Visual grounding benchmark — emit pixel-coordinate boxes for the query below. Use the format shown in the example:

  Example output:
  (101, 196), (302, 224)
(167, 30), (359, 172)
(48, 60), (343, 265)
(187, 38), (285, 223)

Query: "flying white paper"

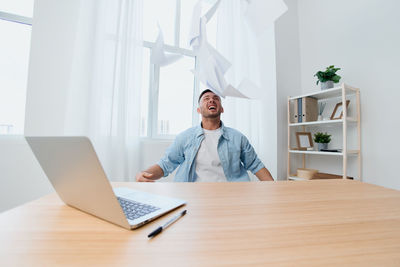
(188, 0), (202, 47)
(204, 0), (221, 23)
(150, 26), (182, 67)
(188, 0), (281, 99)
(193, 17), (233, 98)
(224, 84), (250, 99)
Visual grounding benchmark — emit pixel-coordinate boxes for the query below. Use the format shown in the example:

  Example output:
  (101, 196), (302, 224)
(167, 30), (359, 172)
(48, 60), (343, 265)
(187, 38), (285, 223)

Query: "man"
(136, 89), (273, 182)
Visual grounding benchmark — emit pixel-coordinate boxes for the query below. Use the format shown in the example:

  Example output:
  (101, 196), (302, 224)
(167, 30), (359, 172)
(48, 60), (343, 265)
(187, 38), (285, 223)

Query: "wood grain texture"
(1, 180), (400, 266)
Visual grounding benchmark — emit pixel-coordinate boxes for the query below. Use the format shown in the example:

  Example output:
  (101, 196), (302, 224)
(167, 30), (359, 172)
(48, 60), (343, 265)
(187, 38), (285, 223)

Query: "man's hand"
(136, 171), (156, 182)
(135, 165), (164, 182)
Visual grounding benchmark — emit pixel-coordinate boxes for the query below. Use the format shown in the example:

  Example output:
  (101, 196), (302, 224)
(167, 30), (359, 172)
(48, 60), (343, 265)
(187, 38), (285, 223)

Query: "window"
(141, 0), (217, 138)
(158, 55), (195, 135)
(0, 2), (33, 135)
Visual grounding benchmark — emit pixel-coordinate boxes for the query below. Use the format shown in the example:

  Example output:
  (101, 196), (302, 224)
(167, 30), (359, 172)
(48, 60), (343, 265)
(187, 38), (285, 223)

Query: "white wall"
(297, 0), (400, 190)
(25, 0), (85, 135)
(257, 27), (278, 180)
(0, 136), (53, 212)
(275, 0), (400, 189)
(275, 0), (302, 180)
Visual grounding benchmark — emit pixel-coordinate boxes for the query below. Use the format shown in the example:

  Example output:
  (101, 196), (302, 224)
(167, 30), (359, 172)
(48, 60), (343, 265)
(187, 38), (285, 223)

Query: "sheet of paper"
(194, 57), (253, 99)
(193, 56), (225, 98)
(204, 0), (221, 23)
(223, 84), (250, 99)
(150, 26), (182, 66)
(195, 57), (252, 99)
(188, 0), (202, 47)
(207, 44), (231, 75)
(192, 17), (230, 97)
(188, 0), (255, 100)
(189, 0), (221, 47)
(208, 58), (227, 93)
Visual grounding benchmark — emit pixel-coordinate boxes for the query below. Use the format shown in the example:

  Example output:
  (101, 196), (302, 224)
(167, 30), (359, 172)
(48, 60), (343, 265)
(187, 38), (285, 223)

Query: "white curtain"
(216, 0), (277, 179)
(71, 0), (143, 181)
(27, 0), (144, 181)
(87, 0), (143, 181)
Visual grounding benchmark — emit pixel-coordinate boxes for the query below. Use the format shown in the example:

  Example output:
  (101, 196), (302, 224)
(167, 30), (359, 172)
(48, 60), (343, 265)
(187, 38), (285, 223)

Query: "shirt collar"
(195, 121), (229, 140)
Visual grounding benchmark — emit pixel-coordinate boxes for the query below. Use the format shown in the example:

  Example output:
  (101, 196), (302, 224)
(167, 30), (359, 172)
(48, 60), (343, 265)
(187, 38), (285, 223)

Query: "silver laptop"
(25, 136), (186, 230)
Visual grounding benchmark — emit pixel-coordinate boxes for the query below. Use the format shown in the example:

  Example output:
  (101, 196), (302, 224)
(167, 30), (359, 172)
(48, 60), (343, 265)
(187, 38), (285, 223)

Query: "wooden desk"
(1, 180), (400, 266)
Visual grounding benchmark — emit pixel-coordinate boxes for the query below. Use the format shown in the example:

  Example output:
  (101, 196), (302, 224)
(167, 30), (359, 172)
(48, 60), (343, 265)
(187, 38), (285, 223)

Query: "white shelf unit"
(289, 118), (357, 127)
(288, 150), (360, 156)
(287, 83), (361, 181)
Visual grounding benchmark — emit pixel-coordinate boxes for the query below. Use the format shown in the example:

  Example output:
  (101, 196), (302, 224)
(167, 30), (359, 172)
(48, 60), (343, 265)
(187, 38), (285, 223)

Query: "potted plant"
(314, 65), (341, 90)
(313, 132), (331, 151)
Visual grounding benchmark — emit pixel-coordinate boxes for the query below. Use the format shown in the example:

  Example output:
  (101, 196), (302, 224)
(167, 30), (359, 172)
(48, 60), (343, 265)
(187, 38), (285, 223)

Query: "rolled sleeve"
(240, 136), (265, 174)
(157, 136), (185, 177)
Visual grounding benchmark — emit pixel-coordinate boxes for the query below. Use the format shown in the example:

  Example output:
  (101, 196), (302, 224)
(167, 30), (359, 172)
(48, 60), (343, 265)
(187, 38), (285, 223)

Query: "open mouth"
(208, 105), (216, 111)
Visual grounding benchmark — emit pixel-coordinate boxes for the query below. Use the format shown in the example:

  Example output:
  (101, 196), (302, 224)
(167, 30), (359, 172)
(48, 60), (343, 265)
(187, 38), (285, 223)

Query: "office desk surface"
(1, 180), (400, 266)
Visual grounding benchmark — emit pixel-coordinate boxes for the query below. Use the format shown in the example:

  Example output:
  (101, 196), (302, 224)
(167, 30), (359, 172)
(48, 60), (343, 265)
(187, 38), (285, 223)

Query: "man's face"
(197, 91), (224, 119)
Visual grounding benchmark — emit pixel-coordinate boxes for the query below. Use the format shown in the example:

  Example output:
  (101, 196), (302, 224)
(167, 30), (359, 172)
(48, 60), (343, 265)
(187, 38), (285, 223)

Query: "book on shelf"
(292, 99), (298, 123)
(301, 97), (318, 122)
(298, 98), (302, 122)
(291, 97), (318, 123)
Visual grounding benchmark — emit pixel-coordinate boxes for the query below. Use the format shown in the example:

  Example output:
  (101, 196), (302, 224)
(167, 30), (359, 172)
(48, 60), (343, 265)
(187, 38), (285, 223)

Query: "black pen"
(148, 210), (187, 238)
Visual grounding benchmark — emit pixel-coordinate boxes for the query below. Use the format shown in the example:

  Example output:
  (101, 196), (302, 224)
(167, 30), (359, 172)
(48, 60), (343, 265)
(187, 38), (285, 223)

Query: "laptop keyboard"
(117, 197), (160, 221)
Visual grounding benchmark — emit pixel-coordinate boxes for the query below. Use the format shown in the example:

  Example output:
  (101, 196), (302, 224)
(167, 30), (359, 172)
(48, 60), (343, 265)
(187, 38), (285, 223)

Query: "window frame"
(141, 0), (200, 139)
(0, 10), (33, 135)
(0, 11), (32, 25)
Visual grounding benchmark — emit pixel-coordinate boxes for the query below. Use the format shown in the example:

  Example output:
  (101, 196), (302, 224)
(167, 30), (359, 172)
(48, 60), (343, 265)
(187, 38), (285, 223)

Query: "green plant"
(314, 132), (331, 144)
(314, 65), (341, 85)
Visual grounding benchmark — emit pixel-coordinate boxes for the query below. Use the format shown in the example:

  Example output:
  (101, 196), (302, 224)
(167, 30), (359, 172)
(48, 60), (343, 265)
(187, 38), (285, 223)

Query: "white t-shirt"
(195, 128), (227, 182)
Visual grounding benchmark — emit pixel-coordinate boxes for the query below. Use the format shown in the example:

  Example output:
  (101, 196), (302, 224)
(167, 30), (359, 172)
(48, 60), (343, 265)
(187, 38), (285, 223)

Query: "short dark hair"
(198, 89), (214, 103)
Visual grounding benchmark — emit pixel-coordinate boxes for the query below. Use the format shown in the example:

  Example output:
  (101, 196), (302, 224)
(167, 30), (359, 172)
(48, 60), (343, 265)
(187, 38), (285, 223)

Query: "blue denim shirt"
(157, 122), (265, 182)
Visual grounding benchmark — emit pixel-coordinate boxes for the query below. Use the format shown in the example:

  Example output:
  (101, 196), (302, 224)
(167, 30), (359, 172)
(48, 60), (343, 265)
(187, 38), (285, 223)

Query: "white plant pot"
(317, 143), (328, 151)
(321, 81), (334, 90)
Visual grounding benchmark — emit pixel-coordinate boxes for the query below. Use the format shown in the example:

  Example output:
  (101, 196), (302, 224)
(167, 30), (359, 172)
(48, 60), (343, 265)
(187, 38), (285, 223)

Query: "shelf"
(288, 83), (358, 101)
(289, 118), (357, 127)
(287, 175), (350, 181)
(287, 84), (361, 181)
(289, 150), (360, 156)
